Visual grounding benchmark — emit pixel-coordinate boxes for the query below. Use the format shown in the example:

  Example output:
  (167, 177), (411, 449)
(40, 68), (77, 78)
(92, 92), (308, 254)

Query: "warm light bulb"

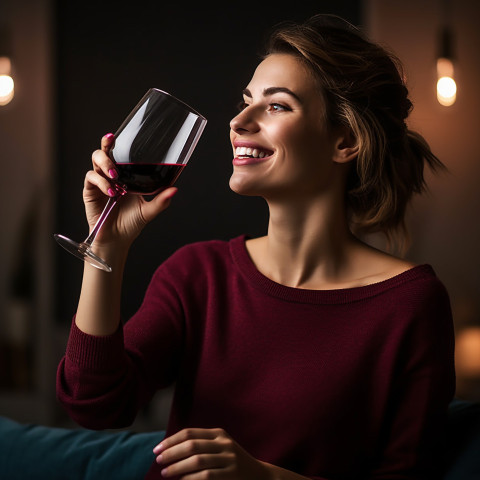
(436, 57), (456, 106)
(0, 74), (14, 105)
(0, 56), (14, 106)
(437, 76), (456, 106)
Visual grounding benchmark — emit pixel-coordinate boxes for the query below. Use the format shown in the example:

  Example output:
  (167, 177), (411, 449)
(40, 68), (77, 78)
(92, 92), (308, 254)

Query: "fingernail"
(155, 454), (163, 464)
(109, 168), (118, 179)
(108, 188), (116, 197)
(105, 133), (114, 139)
(167, 188), (178, 199)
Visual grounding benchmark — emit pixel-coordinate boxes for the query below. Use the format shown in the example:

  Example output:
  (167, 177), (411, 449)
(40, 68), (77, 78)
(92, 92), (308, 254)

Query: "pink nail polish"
(109, 168), (118, 179)
(105, 133), (114, 139)
(167, 188), (178, 199)
(108, 188), (116, 197)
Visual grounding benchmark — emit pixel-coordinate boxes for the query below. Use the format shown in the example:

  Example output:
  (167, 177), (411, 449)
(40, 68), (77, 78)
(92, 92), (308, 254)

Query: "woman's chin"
(229, 176), (260, 197)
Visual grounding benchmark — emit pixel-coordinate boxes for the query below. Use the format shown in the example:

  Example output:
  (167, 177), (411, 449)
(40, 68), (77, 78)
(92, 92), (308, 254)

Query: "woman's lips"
(233, 156), (271, 166)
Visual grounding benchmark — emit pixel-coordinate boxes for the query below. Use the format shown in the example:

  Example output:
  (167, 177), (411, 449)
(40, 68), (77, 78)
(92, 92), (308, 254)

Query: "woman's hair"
(264, 14), (445, 250)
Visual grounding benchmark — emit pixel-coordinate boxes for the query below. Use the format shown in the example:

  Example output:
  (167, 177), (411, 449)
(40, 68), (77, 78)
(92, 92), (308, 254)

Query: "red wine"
(115, 163), (185, 195)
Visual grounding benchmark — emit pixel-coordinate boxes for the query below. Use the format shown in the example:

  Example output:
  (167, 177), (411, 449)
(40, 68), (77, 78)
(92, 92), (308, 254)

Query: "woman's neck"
(248, 195), (359, 289)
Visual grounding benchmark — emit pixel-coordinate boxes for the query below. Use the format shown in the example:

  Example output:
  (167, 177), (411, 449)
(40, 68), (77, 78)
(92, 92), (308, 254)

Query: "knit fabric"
(57, 235), (455, 479)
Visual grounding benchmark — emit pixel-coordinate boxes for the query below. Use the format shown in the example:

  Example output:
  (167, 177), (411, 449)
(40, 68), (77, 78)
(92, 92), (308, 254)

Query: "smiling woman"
(56, 14), (455, 480)
(229, 53), (348, 203)
(263, 15), (445, 249)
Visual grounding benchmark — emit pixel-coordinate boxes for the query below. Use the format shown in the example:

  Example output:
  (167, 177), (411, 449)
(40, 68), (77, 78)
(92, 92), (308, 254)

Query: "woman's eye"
(269, 103), (291, 112)
(237, 101), (249, 112)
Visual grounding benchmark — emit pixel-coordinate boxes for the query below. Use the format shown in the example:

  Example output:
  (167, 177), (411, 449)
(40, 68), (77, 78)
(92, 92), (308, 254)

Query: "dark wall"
(54, 2), (361, 321)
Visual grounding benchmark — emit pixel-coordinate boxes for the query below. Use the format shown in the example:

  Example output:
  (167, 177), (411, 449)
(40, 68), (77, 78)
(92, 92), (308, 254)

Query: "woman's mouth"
(233, 145), (273, 165)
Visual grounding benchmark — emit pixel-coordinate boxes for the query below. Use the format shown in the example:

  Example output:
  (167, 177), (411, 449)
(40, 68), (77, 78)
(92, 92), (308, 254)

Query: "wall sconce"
(436, 0), (456, 107)
(436, 27), (456, 106)
(0, 26), (14, 106)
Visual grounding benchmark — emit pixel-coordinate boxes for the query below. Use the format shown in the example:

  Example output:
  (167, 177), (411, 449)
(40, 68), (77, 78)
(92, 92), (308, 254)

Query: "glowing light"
(0, 74), (14, 105)
(0, 56), (14, 106)
(437, 76), (457, 106)
(436, 57), (456, 106)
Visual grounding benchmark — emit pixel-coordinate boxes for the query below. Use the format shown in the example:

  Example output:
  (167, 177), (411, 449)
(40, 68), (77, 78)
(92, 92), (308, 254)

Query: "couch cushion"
(0, 416), (164, 480)
(444, 399), (480, 479)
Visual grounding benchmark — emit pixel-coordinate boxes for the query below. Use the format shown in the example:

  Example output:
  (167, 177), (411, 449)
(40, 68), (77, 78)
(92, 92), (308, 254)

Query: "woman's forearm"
(75, 245), (129, 336)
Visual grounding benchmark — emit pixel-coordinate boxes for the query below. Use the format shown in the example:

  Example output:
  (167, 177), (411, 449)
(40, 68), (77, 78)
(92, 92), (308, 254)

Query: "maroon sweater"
(57, 235), (455, 479)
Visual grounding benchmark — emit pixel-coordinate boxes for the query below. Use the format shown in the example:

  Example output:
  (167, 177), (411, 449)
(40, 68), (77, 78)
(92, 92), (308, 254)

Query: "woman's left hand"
(153, 428), (272, 479)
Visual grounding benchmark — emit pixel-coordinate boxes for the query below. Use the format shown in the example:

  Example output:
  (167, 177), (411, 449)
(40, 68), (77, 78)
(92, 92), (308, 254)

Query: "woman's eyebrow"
(242, 87), (302, 103)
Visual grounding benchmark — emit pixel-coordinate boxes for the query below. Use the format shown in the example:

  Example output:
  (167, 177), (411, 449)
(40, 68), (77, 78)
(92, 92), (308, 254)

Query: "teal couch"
(0, 417), (165, 479)
(0, 400), (479, 479)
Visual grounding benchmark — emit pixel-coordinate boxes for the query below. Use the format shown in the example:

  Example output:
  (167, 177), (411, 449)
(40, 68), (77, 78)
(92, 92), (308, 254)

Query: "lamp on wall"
(436, 0), (456, 107)
(0, 26), (14, 106)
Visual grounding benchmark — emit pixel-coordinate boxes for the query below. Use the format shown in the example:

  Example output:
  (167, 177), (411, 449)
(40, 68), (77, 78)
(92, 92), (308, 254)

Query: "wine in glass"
(54, 88), (207, 272)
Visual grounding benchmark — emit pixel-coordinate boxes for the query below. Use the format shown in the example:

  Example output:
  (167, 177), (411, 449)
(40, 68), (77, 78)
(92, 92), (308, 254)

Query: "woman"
(57, 15), (455, 480)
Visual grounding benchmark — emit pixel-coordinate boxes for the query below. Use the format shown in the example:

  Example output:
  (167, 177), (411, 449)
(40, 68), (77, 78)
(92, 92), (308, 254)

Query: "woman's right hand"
(83, 133), (177, 250)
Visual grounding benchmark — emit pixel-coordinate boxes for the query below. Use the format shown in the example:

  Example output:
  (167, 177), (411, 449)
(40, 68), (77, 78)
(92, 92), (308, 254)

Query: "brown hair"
(264, 14), (445, 250)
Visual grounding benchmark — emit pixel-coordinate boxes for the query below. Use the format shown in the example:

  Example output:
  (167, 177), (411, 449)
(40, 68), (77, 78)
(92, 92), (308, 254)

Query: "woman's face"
(229, 53), (345, 201)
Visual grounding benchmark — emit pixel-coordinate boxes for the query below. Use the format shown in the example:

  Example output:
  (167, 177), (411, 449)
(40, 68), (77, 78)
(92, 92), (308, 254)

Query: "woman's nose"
(230, 108), (259, 134)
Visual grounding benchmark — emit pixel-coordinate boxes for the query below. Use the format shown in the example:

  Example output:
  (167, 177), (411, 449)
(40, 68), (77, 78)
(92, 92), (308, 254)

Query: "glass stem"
(83, 196), (120, 248)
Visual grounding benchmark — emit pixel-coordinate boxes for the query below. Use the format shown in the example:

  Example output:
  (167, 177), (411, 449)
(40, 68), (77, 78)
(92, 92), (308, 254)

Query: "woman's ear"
(332, 128), (358, 164)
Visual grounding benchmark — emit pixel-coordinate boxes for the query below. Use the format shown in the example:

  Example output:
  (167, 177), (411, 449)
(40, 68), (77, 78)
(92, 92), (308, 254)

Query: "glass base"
(54, 234), (112, 273)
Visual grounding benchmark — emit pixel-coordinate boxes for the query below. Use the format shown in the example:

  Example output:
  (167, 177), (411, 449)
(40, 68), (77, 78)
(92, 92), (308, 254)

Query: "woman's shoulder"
(149, 237), (243, 291)
(158, 235), (245, 273)
(343, 236), (415, 283)
(354, 249), (417, 286)
(355, 245), (449, 305)
(172, 235), (241, 258)
(336, 241), (448, 303)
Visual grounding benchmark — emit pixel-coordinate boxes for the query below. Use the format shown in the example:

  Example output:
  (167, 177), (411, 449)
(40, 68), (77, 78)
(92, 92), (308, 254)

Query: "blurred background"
(0, 0), (479, 429)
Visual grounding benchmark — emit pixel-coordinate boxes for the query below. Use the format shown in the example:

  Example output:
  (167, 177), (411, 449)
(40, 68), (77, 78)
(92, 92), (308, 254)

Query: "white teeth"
(235, 146), (269, 158)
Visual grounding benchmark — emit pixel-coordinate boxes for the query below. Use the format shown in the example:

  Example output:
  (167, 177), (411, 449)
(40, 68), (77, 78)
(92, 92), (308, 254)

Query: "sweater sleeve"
(56, 255), (186, 430)
(370, 278), (456, 479)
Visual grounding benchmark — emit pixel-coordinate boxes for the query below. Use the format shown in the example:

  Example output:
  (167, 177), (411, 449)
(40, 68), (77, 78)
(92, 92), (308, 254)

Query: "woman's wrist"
(89, 240), (130, 270)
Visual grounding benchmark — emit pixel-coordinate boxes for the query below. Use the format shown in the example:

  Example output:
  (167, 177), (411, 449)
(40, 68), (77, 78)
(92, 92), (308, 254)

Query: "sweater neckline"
(229, 234), (435, 305)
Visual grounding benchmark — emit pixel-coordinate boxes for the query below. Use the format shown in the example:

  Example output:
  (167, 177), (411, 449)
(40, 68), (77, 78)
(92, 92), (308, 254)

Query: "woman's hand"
(83, 133), (177, 249)
(153, 428), (272, 479)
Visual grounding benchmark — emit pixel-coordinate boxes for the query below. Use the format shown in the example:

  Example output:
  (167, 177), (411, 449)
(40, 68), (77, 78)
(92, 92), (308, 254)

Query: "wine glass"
(54, 88), (207, 272)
